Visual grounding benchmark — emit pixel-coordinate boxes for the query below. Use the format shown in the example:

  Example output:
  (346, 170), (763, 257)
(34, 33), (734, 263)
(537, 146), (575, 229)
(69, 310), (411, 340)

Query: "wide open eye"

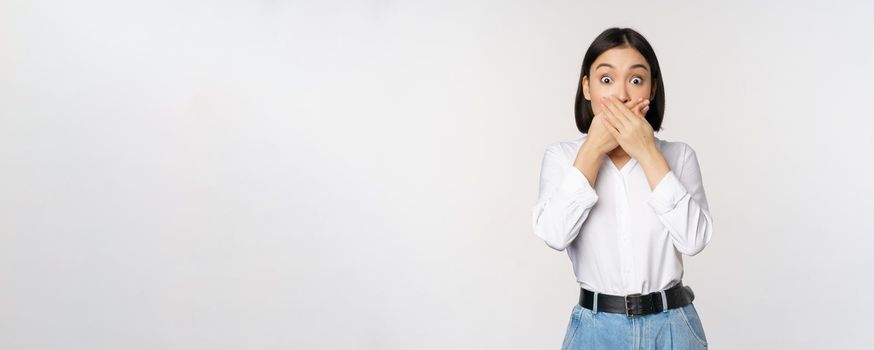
(600, 76), (613, 84)
(631, 76), (644, 85)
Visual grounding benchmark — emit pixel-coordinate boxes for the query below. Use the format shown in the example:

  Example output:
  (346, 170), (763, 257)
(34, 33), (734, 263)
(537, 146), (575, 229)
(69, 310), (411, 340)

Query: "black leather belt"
(578, 281), (695, 317)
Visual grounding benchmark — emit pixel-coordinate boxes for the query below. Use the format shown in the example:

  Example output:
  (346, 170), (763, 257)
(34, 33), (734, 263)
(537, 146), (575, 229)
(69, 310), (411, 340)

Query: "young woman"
(532, 27), (714, 349)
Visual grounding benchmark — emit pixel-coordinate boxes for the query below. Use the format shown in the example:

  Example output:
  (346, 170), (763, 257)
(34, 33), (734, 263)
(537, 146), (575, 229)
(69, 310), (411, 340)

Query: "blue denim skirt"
(560, 302), (708, 349)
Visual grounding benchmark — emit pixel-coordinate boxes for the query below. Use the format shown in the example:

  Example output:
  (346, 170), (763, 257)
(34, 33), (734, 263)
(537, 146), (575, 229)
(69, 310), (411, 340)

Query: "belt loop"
(592, 292), (599, 314)
(659, 290), (668, 312)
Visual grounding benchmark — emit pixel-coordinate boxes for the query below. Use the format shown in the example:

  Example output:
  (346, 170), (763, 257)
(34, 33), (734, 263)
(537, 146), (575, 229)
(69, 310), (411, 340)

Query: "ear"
(649, 82), (657, 101)
(582, 76), (590, 101)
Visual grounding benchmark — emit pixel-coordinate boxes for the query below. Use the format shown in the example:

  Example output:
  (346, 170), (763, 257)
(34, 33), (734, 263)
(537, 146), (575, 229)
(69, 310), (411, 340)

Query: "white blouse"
(531, 133), (714, 295)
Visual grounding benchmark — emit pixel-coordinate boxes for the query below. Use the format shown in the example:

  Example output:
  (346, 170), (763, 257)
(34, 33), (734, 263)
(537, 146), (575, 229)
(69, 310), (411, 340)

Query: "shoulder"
(654, 136), (701, 175)
(544, 134), (586, 156)
(653, 136), (691, 159)
(538, 135), (586, 167)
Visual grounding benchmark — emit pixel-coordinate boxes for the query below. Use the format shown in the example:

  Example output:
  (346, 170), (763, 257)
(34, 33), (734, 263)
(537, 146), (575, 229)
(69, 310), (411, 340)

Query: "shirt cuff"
(557, 166), (599, 204)
(647, 171), (689, 214)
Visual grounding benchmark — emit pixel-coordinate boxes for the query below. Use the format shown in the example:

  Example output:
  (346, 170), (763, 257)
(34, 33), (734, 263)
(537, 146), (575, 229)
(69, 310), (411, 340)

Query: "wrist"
(638, 144), (663, 167)
(575, 140), (605, 168)
(580, 141), (607, 159)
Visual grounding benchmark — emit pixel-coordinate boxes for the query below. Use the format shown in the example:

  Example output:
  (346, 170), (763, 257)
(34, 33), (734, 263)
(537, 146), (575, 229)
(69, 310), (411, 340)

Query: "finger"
(624, 98), (641, 110)
(598, 115), (622, 139)
(602, 96), (631, 128)
(599, 101), (624, 132)
(633, 99), (650, 118)
(610, 96), (639, 122)
(602, 111), (625, 141)
(626, 97), (646, 111)
(628, 98), (648, 118)
(633, 104), (644, 118)
(609, 96), (641, 123)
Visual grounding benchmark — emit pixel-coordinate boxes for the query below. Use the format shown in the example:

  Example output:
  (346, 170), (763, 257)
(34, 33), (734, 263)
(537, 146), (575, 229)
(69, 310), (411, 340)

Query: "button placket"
(615, 171), (635, 286)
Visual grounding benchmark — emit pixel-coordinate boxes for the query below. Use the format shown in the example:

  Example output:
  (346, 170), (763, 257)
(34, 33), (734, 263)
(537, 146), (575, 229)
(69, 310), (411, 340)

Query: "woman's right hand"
(585, 98), (649, 156)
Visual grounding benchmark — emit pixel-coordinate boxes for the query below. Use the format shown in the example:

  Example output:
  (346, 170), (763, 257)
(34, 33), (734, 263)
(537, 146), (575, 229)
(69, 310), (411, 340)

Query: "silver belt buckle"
(624, 293), (642, 317)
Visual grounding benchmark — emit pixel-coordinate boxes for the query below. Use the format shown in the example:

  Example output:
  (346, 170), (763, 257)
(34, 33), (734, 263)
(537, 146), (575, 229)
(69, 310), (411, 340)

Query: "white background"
(2, 0), (873, 349)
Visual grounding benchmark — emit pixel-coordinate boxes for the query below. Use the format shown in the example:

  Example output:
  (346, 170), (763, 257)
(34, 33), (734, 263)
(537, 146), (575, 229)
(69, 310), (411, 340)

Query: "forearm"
(533, 143), (602, 252)
(573, 141), (607, 188)
(638, 144), (672, 190)
(644, 145), (714, 256)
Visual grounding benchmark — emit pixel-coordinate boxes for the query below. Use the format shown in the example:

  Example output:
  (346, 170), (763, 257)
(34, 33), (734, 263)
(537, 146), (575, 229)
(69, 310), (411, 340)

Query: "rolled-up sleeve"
(531, 144), (599, 251)
(646, 144), (714, 256)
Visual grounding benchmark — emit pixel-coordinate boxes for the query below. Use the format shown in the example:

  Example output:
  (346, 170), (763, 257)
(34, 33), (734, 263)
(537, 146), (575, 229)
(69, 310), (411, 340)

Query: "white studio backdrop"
(2, 0), (873, 349)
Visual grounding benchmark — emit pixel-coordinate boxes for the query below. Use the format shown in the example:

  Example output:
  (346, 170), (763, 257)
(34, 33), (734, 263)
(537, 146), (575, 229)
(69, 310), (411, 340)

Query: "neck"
(607, 147), (629, 159)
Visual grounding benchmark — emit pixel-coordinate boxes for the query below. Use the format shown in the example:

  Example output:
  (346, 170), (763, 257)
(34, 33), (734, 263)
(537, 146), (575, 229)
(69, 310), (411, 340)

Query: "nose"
(612, 84), (630, 103)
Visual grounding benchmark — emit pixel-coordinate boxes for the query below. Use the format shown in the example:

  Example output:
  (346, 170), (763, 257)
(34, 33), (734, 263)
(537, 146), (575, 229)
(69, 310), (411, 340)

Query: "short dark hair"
(574, 27), (665, 133)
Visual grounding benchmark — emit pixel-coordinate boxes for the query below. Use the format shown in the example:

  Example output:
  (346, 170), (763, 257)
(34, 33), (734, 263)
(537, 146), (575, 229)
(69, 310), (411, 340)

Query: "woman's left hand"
(599, 95), (658, 161)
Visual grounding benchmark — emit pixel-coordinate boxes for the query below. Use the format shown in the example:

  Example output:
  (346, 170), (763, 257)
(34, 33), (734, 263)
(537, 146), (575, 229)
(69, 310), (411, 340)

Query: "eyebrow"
(595, 63), (649, 71)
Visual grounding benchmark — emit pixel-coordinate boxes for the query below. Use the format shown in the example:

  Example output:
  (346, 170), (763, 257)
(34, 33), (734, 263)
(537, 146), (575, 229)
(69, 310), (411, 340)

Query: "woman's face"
(583, 46), (656, 115)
